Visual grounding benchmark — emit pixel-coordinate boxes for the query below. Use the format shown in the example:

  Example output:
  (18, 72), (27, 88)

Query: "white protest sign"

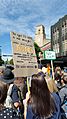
(44, 51), (56, 60)
(10, 32), (38, 77)
(44, 51), (56, 80)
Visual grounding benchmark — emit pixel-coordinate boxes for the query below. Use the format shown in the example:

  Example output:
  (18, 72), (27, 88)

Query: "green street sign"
(43, 51), (56, 60)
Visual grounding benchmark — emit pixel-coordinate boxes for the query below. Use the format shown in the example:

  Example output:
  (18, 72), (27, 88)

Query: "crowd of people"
(0, 64), (67, 119)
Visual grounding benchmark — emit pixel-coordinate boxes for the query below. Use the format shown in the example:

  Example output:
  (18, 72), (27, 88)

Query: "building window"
(38, 29), (40, 34)
(62, 36), (65, 41)
(65, 33), (67, 39)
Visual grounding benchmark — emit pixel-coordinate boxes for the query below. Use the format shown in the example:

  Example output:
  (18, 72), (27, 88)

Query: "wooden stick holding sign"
(51, 60), (54, 80)
(44, 51), (56, 80)
(27, 77), (30, 93)
(27, 77), (32, 93)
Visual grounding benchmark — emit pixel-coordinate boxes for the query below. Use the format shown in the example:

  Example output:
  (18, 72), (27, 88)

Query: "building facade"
(51, 15), (67, 57)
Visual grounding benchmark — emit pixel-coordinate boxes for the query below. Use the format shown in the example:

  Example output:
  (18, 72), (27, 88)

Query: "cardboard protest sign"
(10, 32), (38, 77)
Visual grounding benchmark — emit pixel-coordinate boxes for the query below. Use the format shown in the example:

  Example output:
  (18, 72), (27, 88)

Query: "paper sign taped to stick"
(10, 32), (38, 77)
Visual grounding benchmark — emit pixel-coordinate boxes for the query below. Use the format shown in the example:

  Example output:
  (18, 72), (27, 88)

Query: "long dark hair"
(30, 72), (56, 118)
(0, 80), (7, 110)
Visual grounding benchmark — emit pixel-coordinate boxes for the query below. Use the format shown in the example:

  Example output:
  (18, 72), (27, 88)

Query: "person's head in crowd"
(0, 67), (5, 76)
(54, 67), (61, 84)
(38, 64), (42, 72)
(14, 77), (27, 99)
(55, 66), (61, 75)
(38, 71), (58, 93)
(0, 68), (24, 109)
(32, 72), (45, 80)
(0, 80), (7, 110)
(38, 64), (42, 69)
(29, 71), (55, 118)
(6, 65), (14, 71)
(63, 75), (67, 84)
(42, 67), (47, 75)
(61, 70), (64, 79)
(0, 68), (15, 85)
(5, 65), (14, 74)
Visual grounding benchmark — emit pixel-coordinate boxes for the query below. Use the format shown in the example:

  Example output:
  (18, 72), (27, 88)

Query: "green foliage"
(34, 42), (43, 62)
(9, 58), (14, 65)
(0, 56), (4, 66)
(34, 42), (42, 52)
(5, 58), (9, 64)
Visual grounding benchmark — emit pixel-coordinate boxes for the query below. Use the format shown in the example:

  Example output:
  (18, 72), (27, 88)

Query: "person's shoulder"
(51, 92), (61, 103)
(27, 105), (41, 119)
(51, 93), (61, 119)
(59, 85), (67, 92)
(51, 92), (59, 98)
(61, 85), (67, 89)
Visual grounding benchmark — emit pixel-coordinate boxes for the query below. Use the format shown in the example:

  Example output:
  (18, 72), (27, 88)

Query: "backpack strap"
(7, 84), (14, 96)
(4, 84), (14, 108)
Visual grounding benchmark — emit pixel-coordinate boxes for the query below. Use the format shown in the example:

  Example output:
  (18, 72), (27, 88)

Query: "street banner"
(10, 32), (38, 77)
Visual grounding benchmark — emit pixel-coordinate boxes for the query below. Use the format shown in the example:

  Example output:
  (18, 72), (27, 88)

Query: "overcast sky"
(0, 0), (67, 61)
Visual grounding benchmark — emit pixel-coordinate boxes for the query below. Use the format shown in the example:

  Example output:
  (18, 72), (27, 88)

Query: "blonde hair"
(45, 76), (58, 93)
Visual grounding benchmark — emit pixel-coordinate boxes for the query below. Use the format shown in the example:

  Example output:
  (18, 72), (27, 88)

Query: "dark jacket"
(11, 85), (20, 103)
(59, 85), (67, 104)
(26, 93), (61, 119)
(59, 85), (67, 115)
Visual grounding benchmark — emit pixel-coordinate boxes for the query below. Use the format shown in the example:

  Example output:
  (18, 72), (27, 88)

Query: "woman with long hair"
(24, 72), (61, 119)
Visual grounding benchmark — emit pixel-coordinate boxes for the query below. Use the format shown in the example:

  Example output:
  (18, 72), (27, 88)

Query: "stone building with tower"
(35, 25), (46, 47)
(34, 25), (51, 61)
